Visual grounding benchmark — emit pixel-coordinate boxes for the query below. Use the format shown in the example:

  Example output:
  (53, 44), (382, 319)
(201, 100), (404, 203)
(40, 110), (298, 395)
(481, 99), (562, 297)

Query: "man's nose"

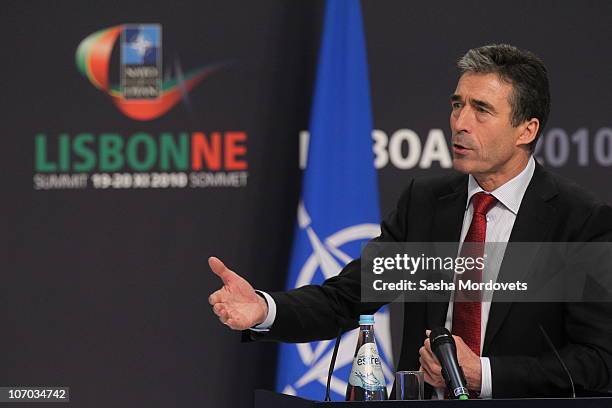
(453, 106), (472, 134)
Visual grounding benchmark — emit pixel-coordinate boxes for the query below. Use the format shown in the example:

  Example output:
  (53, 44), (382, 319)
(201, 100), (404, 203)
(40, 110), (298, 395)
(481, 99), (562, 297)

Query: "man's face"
(450, 72), (524, 177)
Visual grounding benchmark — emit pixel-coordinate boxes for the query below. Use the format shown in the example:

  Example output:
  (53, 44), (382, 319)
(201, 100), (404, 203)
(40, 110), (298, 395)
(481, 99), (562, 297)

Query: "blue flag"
(275, 0), (394, 400)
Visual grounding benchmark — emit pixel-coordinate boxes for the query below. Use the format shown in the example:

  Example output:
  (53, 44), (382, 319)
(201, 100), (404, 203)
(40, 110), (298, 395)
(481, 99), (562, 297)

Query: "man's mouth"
(452, 142), (471, 154)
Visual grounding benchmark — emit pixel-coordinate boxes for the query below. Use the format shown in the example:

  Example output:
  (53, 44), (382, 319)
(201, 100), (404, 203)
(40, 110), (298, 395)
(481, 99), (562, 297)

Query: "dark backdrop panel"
(365, 0), (612, 214)
(1, 1), (610, 408)
(2, 1), (321, 407)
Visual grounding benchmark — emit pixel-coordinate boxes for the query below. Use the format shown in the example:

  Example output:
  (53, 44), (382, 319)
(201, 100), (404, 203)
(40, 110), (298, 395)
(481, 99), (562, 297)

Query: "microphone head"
(429, 327), (454, 352)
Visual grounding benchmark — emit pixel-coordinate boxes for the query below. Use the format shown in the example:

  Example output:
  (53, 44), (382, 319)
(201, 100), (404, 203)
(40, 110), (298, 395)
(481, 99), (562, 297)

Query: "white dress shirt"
(436, 155), (535, 398)
(253, 156), (536, 399)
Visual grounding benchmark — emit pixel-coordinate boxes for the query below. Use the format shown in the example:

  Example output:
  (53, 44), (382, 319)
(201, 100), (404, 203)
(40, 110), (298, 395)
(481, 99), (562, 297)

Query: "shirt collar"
(466, 156), (536, 215)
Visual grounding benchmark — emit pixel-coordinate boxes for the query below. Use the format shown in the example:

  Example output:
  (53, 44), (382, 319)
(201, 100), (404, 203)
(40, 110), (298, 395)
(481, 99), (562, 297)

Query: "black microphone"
(324, 328), (343, 401)
(538, 324), (576, 398)
(429, 327), (470, 400)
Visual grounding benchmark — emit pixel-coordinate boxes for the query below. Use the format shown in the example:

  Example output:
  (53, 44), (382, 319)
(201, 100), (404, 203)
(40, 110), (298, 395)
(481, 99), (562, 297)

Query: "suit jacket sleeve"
(245, 180), (415, 343)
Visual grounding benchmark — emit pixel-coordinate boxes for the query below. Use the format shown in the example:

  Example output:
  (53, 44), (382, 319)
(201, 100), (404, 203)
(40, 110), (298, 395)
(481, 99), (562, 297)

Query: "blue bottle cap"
(359, 315), (375, 325)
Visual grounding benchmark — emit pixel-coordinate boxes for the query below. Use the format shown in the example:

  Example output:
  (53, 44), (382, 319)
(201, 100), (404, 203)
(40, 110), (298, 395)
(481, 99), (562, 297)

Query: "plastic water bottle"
(345, 315), (388, 401)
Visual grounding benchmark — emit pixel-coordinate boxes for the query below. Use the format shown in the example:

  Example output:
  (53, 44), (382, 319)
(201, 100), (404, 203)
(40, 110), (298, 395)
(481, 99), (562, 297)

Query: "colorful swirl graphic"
(75, 25), (220, 121)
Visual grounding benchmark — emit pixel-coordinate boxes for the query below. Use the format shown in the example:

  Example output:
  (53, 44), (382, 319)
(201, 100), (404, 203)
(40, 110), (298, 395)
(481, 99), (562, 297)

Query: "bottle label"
(348, 343), (386, 391)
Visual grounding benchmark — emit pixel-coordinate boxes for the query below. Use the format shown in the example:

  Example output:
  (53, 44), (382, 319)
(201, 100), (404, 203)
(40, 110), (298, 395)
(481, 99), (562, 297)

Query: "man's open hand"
(208, 256), (268, 330)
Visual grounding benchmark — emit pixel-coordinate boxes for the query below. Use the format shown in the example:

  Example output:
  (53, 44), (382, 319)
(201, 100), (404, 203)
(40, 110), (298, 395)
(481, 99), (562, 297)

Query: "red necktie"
(452, 192), (498, 356)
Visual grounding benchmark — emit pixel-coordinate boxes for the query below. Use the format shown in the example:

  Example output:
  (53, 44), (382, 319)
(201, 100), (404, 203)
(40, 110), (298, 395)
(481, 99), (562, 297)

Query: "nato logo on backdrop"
(121, 24), (161, 100)
(75, 23), (222, 121)
(32, 24), (249, 191)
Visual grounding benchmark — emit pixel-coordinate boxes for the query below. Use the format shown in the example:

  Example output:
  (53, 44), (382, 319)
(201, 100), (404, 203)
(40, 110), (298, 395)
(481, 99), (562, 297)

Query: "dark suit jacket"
(251, 163), (612, 398)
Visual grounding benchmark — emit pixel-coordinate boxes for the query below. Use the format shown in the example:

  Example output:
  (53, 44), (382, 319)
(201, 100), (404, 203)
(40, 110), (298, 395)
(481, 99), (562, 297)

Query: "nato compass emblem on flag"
(278, 203), (394, 398)
(121, 24), (161, 99)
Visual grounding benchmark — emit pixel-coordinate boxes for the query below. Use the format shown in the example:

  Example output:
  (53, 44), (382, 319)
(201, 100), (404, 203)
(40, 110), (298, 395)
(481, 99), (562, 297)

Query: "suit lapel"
(426, 176), (467, 328)
(483, 163), (559, 353)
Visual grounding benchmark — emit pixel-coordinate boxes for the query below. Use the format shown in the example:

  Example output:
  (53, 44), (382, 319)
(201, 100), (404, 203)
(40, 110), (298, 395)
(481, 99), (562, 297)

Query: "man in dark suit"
(207, 44), (612, 398)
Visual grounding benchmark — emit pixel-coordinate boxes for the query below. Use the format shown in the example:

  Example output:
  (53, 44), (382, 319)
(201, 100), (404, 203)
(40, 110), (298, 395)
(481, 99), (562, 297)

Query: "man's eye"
(452, 102), (462, 109)
(475, 106), (488, 113)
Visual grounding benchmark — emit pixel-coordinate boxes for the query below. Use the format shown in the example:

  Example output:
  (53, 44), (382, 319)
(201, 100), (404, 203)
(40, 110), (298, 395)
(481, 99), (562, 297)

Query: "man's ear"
(516, 118), (540, 147)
